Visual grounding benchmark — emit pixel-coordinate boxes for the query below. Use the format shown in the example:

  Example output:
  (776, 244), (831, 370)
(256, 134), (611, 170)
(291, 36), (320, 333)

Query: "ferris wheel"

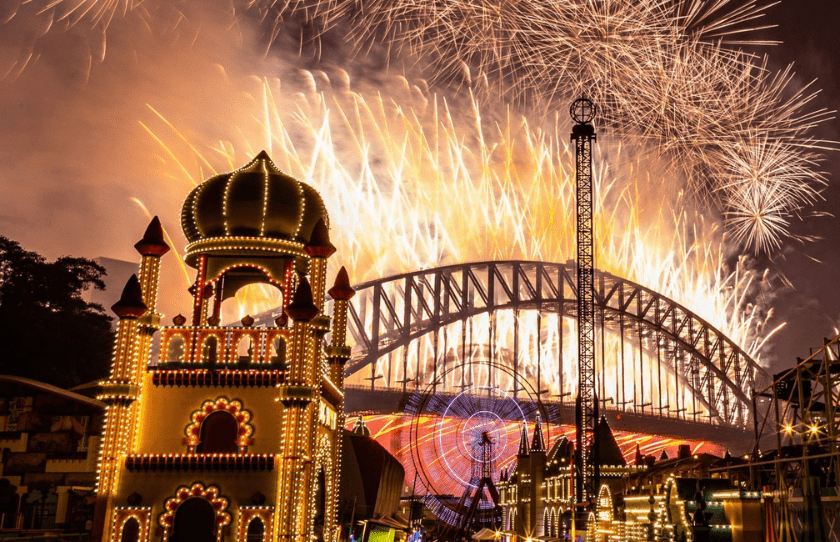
(402, 360), (550, 530)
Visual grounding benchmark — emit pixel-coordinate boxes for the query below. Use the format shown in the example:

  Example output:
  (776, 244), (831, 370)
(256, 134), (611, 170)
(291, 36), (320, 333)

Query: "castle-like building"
(91, 152), (354, 542)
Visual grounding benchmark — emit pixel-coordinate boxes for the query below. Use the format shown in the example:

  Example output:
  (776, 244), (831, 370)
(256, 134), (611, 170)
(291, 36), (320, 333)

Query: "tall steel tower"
(571, 98), (599, 505)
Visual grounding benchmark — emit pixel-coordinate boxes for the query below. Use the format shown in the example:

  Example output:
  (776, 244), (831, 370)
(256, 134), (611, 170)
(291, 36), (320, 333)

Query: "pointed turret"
(328, 266), (355, 300)
(111, 275), (148, 319)
(658, 449), (669, 461)
(588, 415), (626, 467)
(305, 218), (337, 258)
(285, 277), (319, 321)
(134, 216), (170, 257)
(634, 443), (644, 466)
(518, 423), (530, 456)
(531, 413), (547, 452)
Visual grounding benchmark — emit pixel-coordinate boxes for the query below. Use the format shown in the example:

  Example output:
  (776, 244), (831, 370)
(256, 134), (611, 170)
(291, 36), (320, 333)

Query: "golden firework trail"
(311, 0), (836, 252)
(139, 72), (778, 377)
(3, 0), (833, 251)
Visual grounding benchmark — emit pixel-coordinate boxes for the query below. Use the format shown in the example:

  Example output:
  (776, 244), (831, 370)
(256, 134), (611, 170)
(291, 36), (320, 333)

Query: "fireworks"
(311, 0), (834, 253)
(1, 0), (821, 361)
(3, 1), (833, 251)
(141, 72), (775, 377)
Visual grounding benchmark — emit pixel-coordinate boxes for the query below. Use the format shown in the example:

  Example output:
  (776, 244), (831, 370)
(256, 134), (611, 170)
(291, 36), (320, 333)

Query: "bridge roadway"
(343, 385), (754, 454)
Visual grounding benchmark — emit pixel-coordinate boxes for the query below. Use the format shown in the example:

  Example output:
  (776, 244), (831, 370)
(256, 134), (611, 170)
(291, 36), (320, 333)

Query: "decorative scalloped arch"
(111, 507), (151, 542)
(159, 483), (230, 542)
(185, 397), (253, 452)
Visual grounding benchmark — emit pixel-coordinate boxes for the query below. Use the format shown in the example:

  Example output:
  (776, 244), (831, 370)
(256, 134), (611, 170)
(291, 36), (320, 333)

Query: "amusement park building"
(91, 151), (355, 542)
(497, 415), (641, 539)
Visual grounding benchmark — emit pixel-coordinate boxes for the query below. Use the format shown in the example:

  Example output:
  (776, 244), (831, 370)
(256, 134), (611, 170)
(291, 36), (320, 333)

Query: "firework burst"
(307, 0), (835, 253)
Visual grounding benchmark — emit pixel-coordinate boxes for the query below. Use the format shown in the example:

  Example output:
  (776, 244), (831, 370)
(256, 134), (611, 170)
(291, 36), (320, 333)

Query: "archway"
(197, 410), (239, 453)
(121, 517), (140, 542)
(167, 337), (185, 363)
(246, 518), (265, 542)
(202, 337), (219, 364)
(171, 498), (216, 542)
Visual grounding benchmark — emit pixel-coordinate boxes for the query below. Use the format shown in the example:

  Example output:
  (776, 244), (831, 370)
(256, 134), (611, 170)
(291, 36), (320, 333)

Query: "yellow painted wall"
(135, 374), (284, 455)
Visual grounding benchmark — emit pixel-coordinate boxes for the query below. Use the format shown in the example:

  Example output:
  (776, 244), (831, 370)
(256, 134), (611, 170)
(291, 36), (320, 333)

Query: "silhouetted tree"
(0, 236), (113, 388)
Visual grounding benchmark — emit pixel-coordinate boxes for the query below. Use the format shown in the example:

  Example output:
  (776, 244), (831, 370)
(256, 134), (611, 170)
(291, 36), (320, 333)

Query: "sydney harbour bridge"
(255, 258), (771, 447)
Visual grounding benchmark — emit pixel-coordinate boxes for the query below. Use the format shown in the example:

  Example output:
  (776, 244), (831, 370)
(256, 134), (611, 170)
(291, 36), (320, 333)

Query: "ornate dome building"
(92, 152), (354, 542)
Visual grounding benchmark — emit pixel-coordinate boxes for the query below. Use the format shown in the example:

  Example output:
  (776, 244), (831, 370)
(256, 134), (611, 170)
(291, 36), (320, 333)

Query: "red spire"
(634, 443), (644, 466)
(304, 218), (337, 258)
(518, 423), (530, 456)
(134, 216), (170, 257)
(285, 277), (319, 321)
(328, 266), (355, 301)
(531, 413), (547, 452)
(111, 275), (148, 319)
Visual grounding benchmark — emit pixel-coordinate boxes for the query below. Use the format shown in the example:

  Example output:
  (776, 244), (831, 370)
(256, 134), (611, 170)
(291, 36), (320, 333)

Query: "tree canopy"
(0, 236), (114, 388)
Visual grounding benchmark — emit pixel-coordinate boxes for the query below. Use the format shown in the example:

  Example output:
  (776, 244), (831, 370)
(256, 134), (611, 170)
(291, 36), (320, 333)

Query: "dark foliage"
(0, 236), (114, 388)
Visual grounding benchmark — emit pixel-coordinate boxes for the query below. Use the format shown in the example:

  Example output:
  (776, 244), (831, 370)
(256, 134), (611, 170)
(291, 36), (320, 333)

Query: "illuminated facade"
(91, 151), (354, 542)
(497, 416), (643, 540)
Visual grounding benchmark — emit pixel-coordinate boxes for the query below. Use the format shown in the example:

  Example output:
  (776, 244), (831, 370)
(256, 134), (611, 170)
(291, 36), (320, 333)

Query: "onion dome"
(180, 151), (328, 266)
(328, 267), (355, 301)
(111, 275), (148, 319)
(285, 277), (319, 321)
(304, 218), (336, 258)
(134, 216), (170, 257)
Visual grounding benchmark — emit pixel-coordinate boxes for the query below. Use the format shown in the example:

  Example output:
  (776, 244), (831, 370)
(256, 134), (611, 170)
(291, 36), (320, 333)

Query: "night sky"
(0, 0), (837, 377)
(749, 1), (840, 372)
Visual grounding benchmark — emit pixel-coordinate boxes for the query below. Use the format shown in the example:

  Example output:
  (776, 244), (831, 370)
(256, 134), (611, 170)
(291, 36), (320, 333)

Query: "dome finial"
(134, 216), (170, 257)
(328, 267), (355, 300)
(285, 277), (319, 321)
(305, 218), (336, 258)
(111, 275), (148, 319)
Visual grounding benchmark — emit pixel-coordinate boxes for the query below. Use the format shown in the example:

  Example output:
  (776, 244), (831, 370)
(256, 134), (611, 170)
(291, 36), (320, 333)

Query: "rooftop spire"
(328, 266), (355, 301)
(134, 216), (170, 257)
(111, 275), (148, 319)
(518, 423), (530, 456)
(285, 277), (319, 321)
(531, 413), (546, 452)
(305, 218), (336, 258)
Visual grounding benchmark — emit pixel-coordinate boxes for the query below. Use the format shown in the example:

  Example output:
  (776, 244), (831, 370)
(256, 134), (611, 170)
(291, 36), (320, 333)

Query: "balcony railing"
(125, 454), (275, 471)
(158, 326), (291, 366)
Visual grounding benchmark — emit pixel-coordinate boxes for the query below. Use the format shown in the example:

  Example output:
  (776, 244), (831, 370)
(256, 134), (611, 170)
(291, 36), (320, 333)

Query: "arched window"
(246, 518), (264, 542)
(121, 518), (140, 542)
(271, 339), (286, 365)
(171, 498), (216, 542)
(197, 411), (239, 453)
(237, 337), (253, 364)
(202, 337), (219, 365)
(167, 338), (185, 363)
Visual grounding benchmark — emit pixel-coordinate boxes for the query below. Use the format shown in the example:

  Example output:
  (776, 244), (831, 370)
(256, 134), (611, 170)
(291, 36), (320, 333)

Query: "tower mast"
(571, 98), (599, 506)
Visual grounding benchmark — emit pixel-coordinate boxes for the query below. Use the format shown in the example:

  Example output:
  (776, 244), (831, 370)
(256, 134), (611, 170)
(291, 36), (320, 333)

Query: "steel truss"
(753, 334), (840, 488)
(337, 260), (768, 430)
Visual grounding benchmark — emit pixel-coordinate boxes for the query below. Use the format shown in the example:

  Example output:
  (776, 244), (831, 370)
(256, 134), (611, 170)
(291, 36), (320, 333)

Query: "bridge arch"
(339, 260), (769, 429)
